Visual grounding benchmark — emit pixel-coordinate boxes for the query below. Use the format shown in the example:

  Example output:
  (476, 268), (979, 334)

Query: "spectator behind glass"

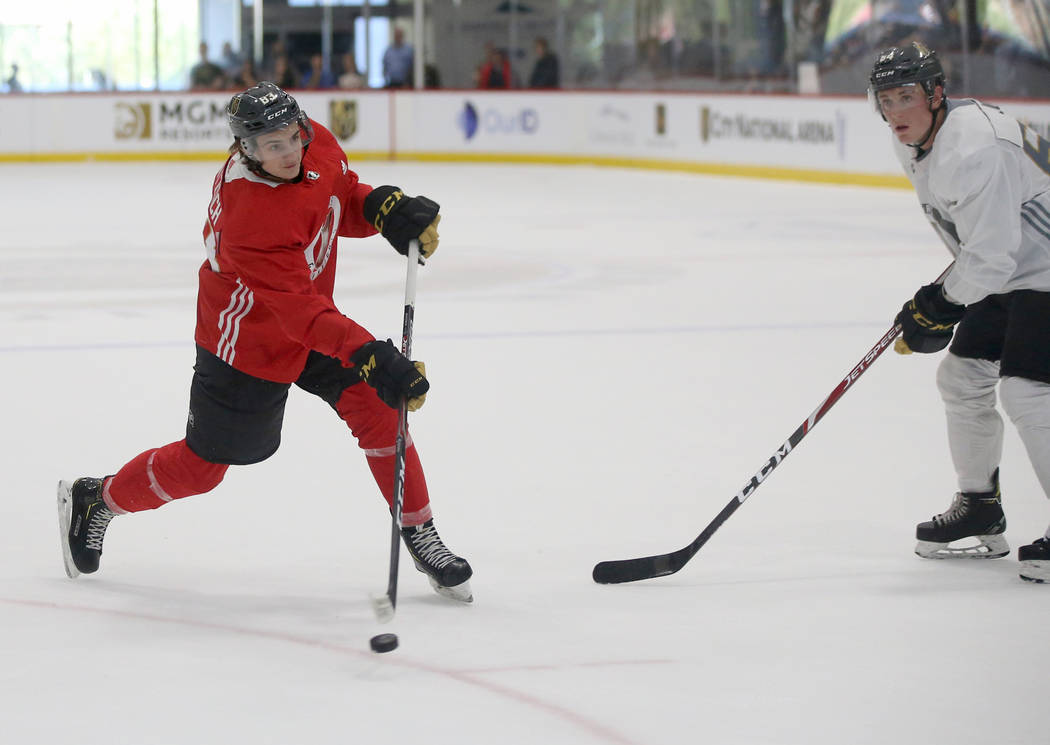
(271, 54), (299, 90)
(232, 58), (258, 89)
(424, 62), (441, 89)
(382, 27), (413, 88)
(302, 53), (336, 89)
(338, 52), (366, 89)
(757, 0), (786, 76)
(263, 38), (289, 76)
(472, 41), (493, 86)
(220, 41), (242, 77)
(477, 46), (511, 89)
(5, 63), (23, 93)
(190, 42), (226, 90)
(528, 37), (560, 88)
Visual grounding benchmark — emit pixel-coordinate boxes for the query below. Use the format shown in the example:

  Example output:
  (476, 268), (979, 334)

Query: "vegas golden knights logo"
(114, 102), (152, 140)
(329, 100), (358, 140)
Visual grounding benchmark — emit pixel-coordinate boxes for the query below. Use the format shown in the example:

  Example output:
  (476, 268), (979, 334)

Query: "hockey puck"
(369, 633), (399, 654)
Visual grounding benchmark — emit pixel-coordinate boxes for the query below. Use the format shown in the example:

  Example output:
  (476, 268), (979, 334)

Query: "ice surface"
(2, 161), (1047, 745)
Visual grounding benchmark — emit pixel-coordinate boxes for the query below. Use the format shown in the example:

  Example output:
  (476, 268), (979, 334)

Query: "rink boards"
(2, 89), (1050, 186)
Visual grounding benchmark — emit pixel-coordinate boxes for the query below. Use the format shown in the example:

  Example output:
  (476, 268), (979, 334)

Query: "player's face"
(876, 84), (940, 145)
(252, 123), (304, 179)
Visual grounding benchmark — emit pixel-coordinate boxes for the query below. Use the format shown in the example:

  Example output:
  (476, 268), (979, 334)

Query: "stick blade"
(592, 551), (687, 584)
(370, 592), (396, 623)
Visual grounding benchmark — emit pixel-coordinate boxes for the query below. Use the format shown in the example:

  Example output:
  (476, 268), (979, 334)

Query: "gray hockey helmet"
(226, 81), (313, 147)
(869, 42), (945, 97)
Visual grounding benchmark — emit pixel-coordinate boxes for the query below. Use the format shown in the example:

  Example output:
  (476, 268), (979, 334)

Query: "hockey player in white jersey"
(869, 42), (1050, 582)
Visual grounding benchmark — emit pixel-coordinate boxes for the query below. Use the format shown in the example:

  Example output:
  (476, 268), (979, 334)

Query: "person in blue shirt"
(382, 27), (413, 88)
(302, 53), (336, 89)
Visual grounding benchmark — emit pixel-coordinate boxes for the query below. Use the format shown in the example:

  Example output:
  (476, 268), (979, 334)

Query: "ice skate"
(1018, 537), (1050, 583)
(919, 472), (1007, 562)
(401, 519), (473, 603)
(57, 477), (117, 578)
(915, 471), (1009, 559)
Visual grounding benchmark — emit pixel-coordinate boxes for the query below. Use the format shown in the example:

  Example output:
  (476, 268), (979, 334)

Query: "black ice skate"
(1018, 537), (1050, 583)
(915, 470), (1008, 559)
(401, 519), (473, 603)
(57, 477), (117, 578)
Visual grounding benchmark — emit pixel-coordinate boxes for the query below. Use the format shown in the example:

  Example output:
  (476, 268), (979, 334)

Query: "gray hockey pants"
(938, 353), (1050, 538)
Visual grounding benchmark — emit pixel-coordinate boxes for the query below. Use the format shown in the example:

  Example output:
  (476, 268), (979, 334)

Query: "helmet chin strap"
(908, 99), (945, 156)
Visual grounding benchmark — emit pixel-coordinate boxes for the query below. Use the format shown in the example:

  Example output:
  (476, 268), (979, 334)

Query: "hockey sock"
(331, 379), (432, 526)
(364, 441), (432, 527)
(104, 439), (228, 513)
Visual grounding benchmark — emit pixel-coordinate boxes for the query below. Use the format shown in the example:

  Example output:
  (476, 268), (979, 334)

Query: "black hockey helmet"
(869, 42), (945, 97)
(226, 81), (313, 150)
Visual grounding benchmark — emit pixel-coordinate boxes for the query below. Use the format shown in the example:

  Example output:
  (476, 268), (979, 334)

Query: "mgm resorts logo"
(114, 102), (152, 139)
(699, 106), (837, 145)
(114, 100), (231, 142)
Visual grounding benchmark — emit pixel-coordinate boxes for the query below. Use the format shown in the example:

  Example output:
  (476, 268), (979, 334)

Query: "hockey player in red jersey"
(57, 82), (473, 602)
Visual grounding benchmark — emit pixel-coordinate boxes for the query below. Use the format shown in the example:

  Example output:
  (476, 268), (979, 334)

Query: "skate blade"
(56, 480), (80, 579)
(915, 534), (1010, 560)
(426, 575), (473, 603)
(1019, 560), (1049, 583)
(370, 593), (396, 624)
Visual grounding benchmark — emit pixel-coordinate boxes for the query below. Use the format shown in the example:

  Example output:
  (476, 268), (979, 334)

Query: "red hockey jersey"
(196, 121), (378, 383)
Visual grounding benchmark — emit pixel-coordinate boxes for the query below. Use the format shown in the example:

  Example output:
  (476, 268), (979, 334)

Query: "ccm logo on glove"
(363, 185), (441, 259)
(350, 339), (429, 411)
(894, 282), (966, 355)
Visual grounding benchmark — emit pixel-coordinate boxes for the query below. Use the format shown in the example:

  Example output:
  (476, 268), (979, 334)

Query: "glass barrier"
(1, 0), (1047, 99)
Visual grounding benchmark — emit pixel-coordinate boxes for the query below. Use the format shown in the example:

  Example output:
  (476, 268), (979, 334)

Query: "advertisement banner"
(299, 92), (391, 153)
(398, 92), (559, 153)
(2, 90), (1049, 184)
(570, 93), (890, 173)
(394, 91), (903, 176)
(1, 92), (392, 156)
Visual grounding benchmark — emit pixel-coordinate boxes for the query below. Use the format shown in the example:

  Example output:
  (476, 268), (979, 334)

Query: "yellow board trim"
(0, 151), (229, 163)
(0, 149), (911, 189)
(394, 151), (911, 189)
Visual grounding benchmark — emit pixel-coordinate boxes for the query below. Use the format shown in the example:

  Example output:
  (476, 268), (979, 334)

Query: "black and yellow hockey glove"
(363, 185), (441, 259)
(894, 283), (965, 355)
(350, 339), (429, 411)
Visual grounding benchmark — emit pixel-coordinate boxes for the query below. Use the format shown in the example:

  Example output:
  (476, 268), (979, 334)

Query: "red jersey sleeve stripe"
(217, 281), (255, 365)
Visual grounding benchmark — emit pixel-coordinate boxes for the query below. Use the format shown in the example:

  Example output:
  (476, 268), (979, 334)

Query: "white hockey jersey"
(893, 98), (1050, 305)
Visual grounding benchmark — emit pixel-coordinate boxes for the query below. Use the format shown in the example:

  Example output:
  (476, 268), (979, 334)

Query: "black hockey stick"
(593, 304), (927, 584)
(372, 239), (421, 622)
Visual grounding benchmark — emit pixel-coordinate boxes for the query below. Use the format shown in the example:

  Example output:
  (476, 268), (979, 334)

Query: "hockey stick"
(372, 239), (420, 622)
(594, 260), (957, 584)
(592, 320), (904, 584)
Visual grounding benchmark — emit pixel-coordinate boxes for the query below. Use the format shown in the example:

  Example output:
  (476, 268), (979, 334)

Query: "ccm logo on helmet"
(267, 107), (290, 121)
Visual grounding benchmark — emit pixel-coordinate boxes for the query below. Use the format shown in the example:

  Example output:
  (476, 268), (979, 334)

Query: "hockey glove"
(363, 185), (441, 259)
(350, 339), (429, 411)
(894, 283), (965, 355)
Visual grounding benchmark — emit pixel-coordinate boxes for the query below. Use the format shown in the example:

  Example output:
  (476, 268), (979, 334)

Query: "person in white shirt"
(870, 41), (1050, 582)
